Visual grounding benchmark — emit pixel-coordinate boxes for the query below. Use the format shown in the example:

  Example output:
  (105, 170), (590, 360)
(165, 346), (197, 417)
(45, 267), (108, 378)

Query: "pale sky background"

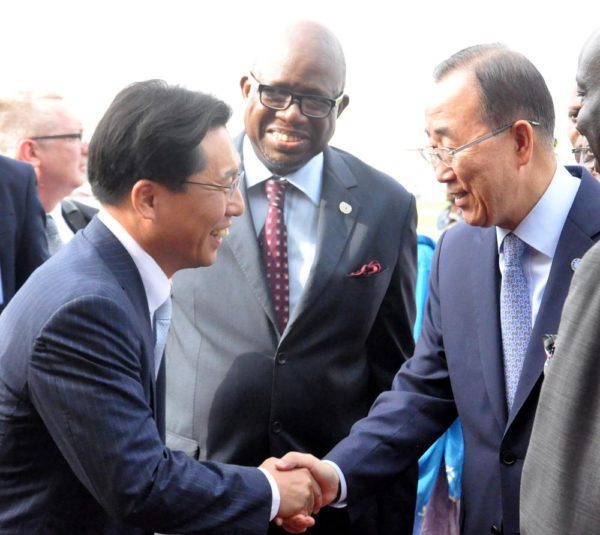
(2, 0), (598, 235)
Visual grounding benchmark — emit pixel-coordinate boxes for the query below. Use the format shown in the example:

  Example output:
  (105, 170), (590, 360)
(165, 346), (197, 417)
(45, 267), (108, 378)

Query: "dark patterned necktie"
(260, 178), (289, 333)
(500, 233), (532, 408)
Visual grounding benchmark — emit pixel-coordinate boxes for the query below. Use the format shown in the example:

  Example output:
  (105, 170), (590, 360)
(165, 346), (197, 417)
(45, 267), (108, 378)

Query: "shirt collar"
(97, 209), (171, 319)
(496, 164), (581, 258)
(242, 135), (323, 206)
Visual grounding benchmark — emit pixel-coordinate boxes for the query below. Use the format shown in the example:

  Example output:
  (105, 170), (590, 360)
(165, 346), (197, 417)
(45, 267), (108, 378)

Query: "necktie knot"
(503, 233), (527, 266)
(265, 178), (288, 210)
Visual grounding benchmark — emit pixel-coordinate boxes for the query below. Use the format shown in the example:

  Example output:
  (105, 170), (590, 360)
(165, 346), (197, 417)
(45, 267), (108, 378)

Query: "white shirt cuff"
(258, 467), (280, 520)
(322, 460), (348, 507)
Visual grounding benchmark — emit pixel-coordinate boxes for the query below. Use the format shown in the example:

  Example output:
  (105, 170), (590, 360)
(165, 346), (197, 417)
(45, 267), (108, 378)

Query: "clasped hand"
(260, 452), (340, 533)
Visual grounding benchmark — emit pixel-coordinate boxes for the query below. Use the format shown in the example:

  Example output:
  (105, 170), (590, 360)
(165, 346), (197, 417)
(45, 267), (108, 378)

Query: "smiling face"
(241, 23), (349, 176)
(425, 69), (523, 229)
(151, 127), (243, 275)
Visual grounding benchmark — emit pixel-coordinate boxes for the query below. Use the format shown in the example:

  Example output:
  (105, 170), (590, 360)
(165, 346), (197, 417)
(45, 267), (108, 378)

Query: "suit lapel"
(81, 219), (159, 418)
(509, 169), (600, 422)
(473, 226), (508, 430)
(286, 148), (360, 332)
(225, 171), (279, 328)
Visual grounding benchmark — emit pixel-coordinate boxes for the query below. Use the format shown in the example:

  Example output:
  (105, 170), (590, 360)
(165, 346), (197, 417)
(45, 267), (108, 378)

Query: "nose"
(81, 140), (90, 156)
(227, 187), (245, 217)
(277, 99), (304, 122)
(434, 160), (456, 184)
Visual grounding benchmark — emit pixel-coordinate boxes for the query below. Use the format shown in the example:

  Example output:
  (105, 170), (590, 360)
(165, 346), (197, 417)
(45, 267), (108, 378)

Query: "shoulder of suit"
(325, 145), (412, 196)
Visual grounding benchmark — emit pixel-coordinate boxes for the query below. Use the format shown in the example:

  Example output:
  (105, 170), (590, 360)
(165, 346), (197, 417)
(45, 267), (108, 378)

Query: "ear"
(130, 179), (159, 221)
(16, 139), (41, 167)
(336, 94), (350, 118)
(240, 75), (251, 99)
(512, 120), (535, 167)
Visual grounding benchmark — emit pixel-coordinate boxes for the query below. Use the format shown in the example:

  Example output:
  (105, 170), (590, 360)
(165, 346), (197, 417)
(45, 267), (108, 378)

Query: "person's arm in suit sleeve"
(326, 227), (458, 507)
(16, 165), (49, 289)
(28, 294), (275, 533)
(365, 193), (417, 398)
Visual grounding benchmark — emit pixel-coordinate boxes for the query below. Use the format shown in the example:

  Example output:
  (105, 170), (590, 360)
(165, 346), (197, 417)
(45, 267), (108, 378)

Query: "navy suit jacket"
(0, 218), (271, 534)
(327, 167), (600, 535)
(0, 155), (48, 313)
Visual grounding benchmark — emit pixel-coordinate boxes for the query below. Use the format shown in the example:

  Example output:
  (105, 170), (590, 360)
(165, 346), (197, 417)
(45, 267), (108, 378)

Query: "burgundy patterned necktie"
(260, 178), (289, 333)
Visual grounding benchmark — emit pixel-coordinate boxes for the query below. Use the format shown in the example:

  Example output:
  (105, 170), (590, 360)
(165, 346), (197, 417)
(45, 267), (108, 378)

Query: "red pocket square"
(348, 260), (382, 277)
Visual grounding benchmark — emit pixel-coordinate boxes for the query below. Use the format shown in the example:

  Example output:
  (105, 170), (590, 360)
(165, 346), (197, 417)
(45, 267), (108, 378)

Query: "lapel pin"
(339, 201), (352, 215)
(571, 258), (582, 272)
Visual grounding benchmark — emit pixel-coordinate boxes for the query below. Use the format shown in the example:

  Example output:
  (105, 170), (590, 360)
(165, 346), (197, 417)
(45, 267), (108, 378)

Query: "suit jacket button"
(501, 450), (516, 465)
(272, 421), (282, 434)
(276, 352), (286, 364)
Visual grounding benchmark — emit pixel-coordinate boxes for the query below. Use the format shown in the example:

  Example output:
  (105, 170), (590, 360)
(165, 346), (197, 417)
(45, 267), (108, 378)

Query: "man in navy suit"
(0, 155), (48, 313)
(277, 44), (600, 535)
(0, 80), (322, 534)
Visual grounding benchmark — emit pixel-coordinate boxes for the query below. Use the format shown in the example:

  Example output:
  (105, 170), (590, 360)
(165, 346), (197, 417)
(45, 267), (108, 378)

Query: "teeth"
(211, 228), (230, 238)
(272, 131), (302, 142)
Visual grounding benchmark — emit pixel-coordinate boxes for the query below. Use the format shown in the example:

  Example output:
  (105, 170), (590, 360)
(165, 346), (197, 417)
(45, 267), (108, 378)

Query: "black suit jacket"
(0, 155), (48, 313)
(61, 198), (98, 232)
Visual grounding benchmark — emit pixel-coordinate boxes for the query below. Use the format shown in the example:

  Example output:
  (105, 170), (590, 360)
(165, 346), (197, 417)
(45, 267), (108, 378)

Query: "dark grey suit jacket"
(0, 218), (272, 534)
(521, 187), (600, 534)
(326, 167), (600, 535)
(0, 155), (48, 313)
(166, 138), (418, 534)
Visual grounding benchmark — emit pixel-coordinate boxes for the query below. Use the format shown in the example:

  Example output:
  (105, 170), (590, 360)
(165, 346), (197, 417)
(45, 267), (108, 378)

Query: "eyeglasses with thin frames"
(249, 72), (344, 119)
(185, 172), (242, 200)
(29, 132), (84, 141)
(418, 120), (541, 168)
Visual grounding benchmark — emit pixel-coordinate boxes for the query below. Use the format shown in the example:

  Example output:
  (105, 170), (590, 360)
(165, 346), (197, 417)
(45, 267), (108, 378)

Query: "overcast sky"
(3, 0), (598, 232)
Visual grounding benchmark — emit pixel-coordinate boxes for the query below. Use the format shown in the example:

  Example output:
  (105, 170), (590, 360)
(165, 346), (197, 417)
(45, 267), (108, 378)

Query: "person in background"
(0, 155), (48, 314)
(566, 86), (598, 178)
(277, 42), (600, 535)
(521, 27), (600, 535)
(165, 19), (418, 535)
(0, 92), (96, 254)
(0, 79), (322, 534)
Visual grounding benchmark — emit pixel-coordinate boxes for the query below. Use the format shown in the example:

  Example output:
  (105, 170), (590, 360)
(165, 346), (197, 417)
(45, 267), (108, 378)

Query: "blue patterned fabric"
(500, 233), (531, 408)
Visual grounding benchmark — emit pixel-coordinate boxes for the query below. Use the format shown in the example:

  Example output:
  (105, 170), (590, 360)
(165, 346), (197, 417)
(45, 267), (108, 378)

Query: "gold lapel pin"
(339, 201), (352, 215)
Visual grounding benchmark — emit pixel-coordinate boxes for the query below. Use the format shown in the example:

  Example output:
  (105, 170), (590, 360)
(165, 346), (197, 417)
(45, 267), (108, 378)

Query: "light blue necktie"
(45, 214), (63, 255)
(153, 297), (172, 379)
(500, 233), (532, 408)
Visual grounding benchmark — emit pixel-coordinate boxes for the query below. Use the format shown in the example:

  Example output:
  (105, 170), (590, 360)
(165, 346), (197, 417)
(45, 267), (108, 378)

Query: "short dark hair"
(434, 44), (555, 146)
(88, 80), (232, 204)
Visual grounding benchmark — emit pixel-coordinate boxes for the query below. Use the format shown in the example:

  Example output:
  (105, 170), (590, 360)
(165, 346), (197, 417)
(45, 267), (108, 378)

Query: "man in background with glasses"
(0, 93), (96, 254)
(275, 43), (600, 535)
(165, 19), (418, 535)
(565, 86), (598, 178)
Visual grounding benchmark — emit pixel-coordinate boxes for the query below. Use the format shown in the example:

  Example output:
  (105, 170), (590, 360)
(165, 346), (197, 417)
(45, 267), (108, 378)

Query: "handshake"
(260, 452), (340, 533)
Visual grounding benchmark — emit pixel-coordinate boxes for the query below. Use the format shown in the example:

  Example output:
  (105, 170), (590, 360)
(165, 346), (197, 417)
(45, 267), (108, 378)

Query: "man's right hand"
(259, 457), (322, 523)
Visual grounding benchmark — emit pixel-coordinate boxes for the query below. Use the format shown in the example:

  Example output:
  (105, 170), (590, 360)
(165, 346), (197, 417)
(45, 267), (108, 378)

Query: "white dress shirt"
(243, 136), (322, 319)
(496, 163), (580, 325)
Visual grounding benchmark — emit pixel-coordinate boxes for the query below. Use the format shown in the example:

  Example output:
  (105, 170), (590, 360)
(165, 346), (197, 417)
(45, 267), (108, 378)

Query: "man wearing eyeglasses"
(0, 80), (324, 533)
(165, 19), (418, 535)
(0, 93), (96, 254)
(274, 43), (600, 535)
